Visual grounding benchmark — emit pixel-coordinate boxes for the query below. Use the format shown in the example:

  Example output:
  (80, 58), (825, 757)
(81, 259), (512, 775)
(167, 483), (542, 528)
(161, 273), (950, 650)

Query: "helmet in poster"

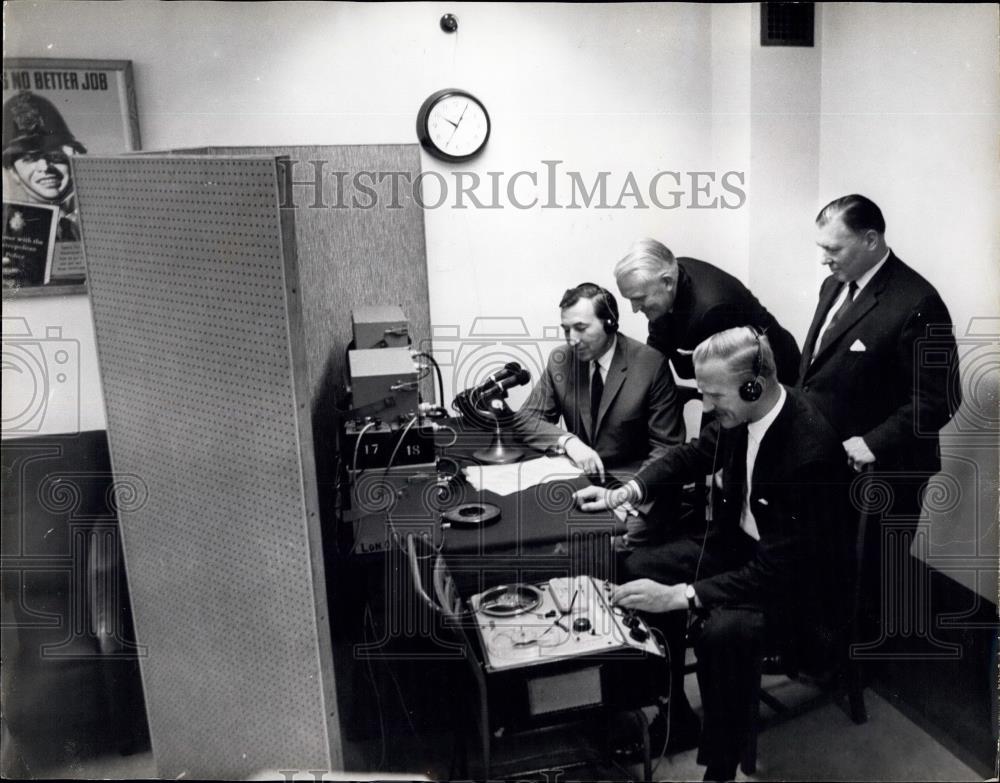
(2, 91), (87, 167)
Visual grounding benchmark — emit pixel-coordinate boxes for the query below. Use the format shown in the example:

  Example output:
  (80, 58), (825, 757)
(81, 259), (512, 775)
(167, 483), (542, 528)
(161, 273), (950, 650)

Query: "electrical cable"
(383, 650), (421, 741)
(385, 414), (420, 475)
(405, 534), (475, 618)
(425, 421), (459, 449)
(685, 428), (721, 639)
(412, 351), (445, 408)
(352, 420), (377, 478)
(361, 602), (387, 770)
(649, 624), (673, 777)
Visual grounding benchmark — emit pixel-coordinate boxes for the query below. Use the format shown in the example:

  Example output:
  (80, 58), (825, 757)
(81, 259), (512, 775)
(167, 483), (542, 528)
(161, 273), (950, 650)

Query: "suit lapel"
(803, 256), (896, 376)
(594, 337), (627, 438)
(751, 389), (792, 488)
(719, 425), (749, 526)
(800, 277), (841, 377)
(809, 292), (877, 367)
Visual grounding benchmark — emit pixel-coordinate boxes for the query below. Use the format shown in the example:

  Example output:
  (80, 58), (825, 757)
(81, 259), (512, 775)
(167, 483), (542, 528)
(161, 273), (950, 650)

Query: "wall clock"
(416, 89), (490, 162)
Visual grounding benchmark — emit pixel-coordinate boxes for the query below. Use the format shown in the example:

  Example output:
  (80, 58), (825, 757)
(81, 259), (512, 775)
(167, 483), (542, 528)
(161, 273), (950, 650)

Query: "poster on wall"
(2, 201), (59, 287)
(1, 58), (140, 297)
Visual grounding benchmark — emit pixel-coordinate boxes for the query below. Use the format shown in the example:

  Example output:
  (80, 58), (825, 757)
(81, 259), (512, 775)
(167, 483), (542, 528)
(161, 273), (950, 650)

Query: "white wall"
(2, 296), (107, 435)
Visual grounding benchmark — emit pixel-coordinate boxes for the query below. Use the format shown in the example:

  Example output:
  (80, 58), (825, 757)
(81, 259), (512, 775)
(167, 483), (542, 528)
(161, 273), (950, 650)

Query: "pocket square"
(756, 498), (769, 506)
(849, 339), (866, 352)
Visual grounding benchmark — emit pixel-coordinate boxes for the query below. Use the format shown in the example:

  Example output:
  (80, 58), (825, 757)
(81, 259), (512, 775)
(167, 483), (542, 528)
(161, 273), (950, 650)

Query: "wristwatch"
(685, 584), (698, 612)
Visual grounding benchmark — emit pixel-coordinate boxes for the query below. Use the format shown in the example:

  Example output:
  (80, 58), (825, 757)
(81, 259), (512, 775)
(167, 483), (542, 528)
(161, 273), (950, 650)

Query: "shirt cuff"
(627, 479), (643, 504)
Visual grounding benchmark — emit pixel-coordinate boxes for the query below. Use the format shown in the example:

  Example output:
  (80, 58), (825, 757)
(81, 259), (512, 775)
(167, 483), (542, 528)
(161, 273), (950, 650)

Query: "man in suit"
(575, 328), (849, 781)
(798, 194), (961, 636)
(514, 282), (685, 543)
(614, 239), (801, 384)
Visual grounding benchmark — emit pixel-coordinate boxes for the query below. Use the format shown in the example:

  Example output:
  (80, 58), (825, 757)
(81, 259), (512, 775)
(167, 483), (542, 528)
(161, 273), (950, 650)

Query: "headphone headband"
(572, 282), (619, 334)
(739, 326), (764, 402)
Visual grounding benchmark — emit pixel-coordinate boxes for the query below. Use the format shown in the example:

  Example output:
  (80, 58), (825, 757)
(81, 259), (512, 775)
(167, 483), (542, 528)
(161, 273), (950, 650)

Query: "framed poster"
(1, 58), (140, 297)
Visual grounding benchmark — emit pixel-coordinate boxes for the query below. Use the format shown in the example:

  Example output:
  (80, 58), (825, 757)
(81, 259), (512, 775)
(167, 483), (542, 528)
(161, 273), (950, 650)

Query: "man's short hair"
(693, 327), (777, 383)
(815, 194), (886, 235)
(559, 282), (620, 324)
(614, 238), (677, 283)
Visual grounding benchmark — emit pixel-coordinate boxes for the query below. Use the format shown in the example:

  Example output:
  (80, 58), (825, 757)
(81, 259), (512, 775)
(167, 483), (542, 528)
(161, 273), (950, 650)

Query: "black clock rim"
(416, 88), (491, 163)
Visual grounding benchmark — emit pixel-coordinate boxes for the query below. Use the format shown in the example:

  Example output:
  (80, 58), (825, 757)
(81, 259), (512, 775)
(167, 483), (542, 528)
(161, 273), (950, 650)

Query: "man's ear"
(661, 272), (675, 292)
(862, 229), (880, 250)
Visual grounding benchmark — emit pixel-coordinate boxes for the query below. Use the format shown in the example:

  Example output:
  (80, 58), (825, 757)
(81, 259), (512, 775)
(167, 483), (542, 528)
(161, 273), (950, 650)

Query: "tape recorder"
(471, 575), (664, 672)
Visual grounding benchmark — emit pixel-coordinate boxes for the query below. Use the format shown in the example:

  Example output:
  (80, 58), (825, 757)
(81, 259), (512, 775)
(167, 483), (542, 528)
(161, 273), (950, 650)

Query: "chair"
(739, 467), (872, 775)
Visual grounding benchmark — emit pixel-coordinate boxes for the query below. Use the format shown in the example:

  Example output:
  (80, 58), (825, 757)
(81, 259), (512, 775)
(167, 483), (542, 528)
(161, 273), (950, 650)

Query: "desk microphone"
(470, 363), (531, 400)
(465, 363), (530, 464)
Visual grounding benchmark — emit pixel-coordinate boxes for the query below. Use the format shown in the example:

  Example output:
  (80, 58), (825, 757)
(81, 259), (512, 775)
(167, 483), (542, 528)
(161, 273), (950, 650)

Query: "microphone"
(470, 362), (530, 399)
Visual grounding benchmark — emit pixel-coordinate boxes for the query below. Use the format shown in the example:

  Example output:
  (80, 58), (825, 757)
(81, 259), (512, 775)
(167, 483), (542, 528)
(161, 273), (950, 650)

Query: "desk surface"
(345, 418), (626, 557)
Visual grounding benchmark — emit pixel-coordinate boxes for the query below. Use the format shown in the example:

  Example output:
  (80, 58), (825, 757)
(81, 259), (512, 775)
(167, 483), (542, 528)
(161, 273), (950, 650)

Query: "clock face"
(418, 90), (490, 161)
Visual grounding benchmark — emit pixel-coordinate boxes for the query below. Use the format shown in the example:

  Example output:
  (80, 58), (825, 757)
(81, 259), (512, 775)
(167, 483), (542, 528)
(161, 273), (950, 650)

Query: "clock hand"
(444, 102), (472, 148)
(444, 120), (463, 148)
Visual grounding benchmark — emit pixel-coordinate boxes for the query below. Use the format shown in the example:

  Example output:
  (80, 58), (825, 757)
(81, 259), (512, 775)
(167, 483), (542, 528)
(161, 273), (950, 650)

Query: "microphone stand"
(472, 394), (525, 464)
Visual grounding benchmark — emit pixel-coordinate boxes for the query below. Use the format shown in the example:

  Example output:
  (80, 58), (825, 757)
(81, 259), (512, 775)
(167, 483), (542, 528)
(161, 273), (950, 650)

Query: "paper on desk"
(463, 455), (584, 496)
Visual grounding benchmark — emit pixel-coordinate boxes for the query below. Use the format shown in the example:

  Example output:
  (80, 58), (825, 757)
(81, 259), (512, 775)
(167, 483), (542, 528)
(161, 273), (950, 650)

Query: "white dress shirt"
(589, 335), (617, 385)
(559, 335), (617, 449)
(741, 385), (787, 541)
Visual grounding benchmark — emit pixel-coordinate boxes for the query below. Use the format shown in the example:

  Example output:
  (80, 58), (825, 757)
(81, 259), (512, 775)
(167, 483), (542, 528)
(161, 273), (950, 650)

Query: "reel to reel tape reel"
(477, 583), (543, 616)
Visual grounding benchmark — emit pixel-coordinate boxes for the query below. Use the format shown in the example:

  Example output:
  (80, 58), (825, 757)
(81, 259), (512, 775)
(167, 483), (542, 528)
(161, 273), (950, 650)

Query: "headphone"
(584, 282), (620, 334)
(738, 326), (765, 402)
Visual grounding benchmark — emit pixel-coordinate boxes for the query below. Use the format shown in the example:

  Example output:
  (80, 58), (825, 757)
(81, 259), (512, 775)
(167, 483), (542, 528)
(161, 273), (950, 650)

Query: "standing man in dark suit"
(798, 194), (961, 635)
(574, 328), (848, 781)
(614, 239), (801, 385)
(514, 282), (685, 543)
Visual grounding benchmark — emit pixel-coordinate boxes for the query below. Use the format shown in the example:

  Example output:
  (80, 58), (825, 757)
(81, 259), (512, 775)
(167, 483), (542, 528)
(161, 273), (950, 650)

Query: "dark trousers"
(856, 472), (931, 649)
(622, 531), (764, 779)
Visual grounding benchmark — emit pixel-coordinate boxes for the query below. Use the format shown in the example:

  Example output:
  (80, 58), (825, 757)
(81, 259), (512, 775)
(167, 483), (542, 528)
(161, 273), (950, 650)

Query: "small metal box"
(348, 347), (419, 424)
(352, 305), (410, 349)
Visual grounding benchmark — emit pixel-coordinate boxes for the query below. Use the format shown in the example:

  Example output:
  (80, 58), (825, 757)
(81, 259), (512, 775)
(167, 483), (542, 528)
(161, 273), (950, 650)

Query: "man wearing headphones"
(575, 328), (848, 781)
(514, 282), (685, 543)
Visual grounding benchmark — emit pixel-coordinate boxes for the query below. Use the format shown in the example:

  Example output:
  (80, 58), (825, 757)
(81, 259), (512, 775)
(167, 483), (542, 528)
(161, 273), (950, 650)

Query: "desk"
(338, 419), (664, 779)
(345, 418), (627, 593)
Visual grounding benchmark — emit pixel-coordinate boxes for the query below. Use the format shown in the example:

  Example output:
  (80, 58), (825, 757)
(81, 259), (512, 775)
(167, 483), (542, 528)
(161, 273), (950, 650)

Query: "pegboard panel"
(173, 144), (430, 537)
(159, 145), (430, 532)
(179, 145), (430, 410)
(72, 155), (340, 778)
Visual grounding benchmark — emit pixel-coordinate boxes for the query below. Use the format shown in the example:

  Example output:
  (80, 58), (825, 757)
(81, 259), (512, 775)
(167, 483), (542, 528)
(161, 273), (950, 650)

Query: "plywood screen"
(164, 144), (430, 521)
(72, 155), (340, 778)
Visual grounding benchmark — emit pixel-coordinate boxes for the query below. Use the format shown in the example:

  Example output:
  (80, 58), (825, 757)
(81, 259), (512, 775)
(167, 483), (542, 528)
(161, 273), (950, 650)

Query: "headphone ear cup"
(604, 318), (617, 334)
(740, 379), (763, 402)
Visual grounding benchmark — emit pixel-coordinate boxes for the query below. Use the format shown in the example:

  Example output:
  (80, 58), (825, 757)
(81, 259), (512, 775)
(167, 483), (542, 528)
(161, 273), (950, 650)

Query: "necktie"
(590, 361), (603, 435)
(817, 281), (858, 355)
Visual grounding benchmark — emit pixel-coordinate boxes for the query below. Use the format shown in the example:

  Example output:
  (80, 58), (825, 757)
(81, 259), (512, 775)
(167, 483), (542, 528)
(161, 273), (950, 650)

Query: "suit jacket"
(797, 253), (961, 474)
(514, 333), (685, 470)
(634, 387), (849, 613)
(647, 257), (802, 384)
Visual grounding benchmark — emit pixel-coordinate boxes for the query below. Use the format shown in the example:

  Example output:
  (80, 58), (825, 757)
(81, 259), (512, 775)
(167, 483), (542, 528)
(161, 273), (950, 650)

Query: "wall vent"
(761, 2), (815, 47)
